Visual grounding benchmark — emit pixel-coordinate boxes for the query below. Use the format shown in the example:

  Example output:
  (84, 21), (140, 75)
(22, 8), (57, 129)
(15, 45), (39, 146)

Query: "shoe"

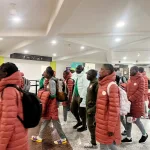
(77, 126), (87, 132)
(54, 138), (67, 145)
(121, 137), (132, 143)
(84, 143), (98, 149)
(31, 136), (42, 143)
(139, 134), (148, 143)
(121, 130), (127, 136)
(73, 122), (82, 129)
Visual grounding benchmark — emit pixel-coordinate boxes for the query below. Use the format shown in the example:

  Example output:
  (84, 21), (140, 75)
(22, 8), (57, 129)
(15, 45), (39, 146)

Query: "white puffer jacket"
(74, 71), (90, 107)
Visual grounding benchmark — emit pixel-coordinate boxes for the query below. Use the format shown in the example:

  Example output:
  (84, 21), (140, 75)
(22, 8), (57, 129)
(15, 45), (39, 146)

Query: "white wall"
(5, 58), (50, 80)
(56, 61), (71, 78)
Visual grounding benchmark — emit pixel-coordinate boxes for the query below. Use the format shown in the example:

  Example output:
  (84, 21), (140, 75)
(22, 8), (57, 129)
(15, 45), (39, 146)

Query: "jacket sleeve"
(108, 84), (120, 133)
(0, 88), (18, 150)
(80, 76), (89, 99)
(129, 78), (144, 102)
(49, 80), (56, 99)
(87, 84), (98, 114)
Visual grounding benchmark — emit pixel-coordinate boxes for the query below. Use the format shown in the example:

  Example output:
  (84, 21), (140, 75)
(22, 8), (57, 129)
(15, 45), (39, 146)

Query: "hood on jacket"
(130, 72), (142, 81)
(76, 71), (85, 78)
(99, 72), (116, 86)
(0, 71), (22, 91)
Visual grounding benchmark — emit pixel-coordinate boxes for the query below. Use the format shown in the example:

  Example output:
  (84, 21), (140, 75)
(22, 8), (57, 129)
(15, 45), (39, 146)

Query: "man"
(122, 66), (148, 143)
(84, 69), (98, 149)
(71, 65), (89, 132)
(139, 67), (149, 118)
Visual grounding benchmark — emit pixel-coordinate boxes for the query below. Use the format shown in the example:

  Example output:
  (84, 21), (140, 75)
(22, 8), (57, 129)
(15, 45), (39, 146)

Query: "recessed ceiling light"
(137, 53), (140, 57)
(80, 46), (85, 50)
(53, 53), (57, 57)
(24, 50), (29, 54)
(0, 38), (3, 41)
(116, 21), (125, 28)
(115, 38), (122, 42)
(12, 16), (21, 23)
(123, 56), (127, 60)
(51, 40), (57, 45)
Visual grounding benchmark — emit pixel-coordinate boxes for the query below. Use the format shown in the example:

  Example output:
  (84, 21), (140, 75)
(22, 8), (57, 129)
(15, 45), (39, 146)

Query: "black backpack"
(2, 85), (42, 128)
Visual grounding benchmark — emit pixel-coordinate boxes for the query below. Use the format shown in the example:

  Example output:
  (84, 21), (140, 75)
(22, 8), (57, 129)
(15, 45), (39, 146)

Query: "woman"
(0, 62), (28, 150)
(62, 70), (74, 125)
(95, 64), (121, 150)
(31, 67), (67, 144)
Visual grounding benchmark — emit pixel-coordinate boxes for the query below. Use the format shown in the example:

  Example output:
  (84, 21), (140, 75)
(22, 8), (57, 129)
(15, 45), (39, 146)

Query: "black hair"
(76, 65), (84, 70)
(103, 64), (114, 74)
(88, 69), (97, 78)
(131, 66), (139, 72)
(63, 70), (70, 75)
(46, 66), (54, 77)
(139, 67), (144, 73)
(0, 62), (18, 77)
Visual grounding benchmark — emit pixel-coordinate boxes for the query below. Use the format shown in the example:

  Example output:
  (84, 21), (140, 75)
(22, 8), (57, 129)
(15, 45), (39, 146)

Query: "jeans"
(63, 106), (68, 122)
(126, 117), (146, 137)
(39, 119), (66, 139)
(87, 114), (96, 145)
(71, 95), (86, 127)
(120, 115), (126, 130)
(100, 143), (117, 150)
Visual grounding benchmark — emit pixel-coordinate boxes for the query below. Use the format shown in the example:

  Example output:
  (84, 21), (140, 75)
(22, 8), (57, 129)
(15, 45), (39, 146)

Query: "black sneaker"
(73, 122), (82, 129)
(121, 137), (132, 143)
(121, 130), (127, 136)
(139, 134), (148, 143)
(77, 126), (87, 132)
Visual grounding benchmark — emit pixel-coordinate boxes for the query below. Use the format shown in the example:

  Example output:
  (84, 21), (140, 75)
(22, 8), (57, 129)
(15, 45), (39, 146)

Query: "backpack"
(107, 82), (131, 116)
(3, 85), (42, 128)
(55, 79), (69, 102)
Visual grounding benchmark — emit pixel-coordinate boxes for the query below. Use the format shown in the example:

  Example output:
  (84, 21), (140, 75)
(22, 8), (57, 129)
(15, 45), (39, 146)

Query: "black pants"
(87, 114), (96, 145)
(71, 95), (86, 127)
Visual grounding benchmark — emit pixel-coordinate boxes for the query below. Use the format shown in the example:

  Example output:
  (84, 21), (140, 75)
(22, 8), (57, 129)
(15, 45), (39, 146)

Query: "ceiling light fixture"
(24, 50), (29, 54)
(116, 21), (125, 28)
(0, 38), (3, 41)
(80, 46), (85, 50)
(137, 53), (140, 57)
(12, 16), (21, 23)
(51, 40), (57, 45)
(53, 53), (57, 57)
(115, 38), (122, 42)
(123, 56), (127, 60)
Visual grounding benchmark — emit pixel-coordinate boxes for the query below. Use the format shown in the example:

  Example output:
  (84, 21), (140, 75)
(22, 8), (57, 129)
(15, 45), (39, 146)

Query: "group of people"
(0, 62), (149, 150)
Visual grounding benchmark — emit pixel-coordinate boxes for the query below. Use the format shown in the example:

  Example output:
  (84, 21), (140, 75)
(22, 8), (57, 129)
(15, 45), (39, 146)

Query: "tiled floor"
(29, 106), (150, 150)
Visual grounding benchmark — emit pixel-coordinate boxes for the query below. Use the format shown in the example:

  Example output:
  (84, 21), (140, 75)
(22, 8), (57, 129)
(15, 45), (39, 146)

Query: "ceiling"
(1, 0), (150, 64)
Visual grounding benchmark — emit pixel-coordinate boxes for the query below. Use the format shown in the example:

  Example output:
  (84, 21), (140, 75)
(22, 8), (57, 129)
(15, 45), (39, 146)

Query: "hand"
(107, 132), (114, 137)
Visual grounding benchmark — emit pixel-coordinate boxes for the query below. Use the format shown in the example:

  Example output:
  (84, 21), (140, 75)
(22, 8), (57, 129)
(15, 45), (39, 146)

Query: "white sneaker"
(84, 143), (98, 149)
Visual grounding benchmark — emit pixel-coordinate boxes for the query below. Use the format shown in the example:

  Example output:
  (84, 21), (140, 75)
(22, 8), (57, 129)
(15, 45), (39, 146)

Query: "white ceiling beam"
(59, 32), (150, 38)
(64, 38), (109, 51)
(111, 36), (150, 50)
(0, 30), (45, 37)
(54, 49), (100, 61)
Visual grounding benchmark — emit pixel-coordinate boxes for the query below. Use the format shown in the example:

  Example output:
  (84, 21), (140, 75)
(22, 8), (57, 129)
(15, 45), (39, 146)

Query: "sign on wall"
(10, 53), (52, 62)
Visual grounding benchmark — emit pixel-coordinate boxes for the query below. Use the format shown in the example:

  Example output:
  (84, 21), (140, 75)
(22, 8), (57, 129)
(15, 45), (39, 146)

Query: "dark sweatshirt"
(86, 78), (98, 115)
